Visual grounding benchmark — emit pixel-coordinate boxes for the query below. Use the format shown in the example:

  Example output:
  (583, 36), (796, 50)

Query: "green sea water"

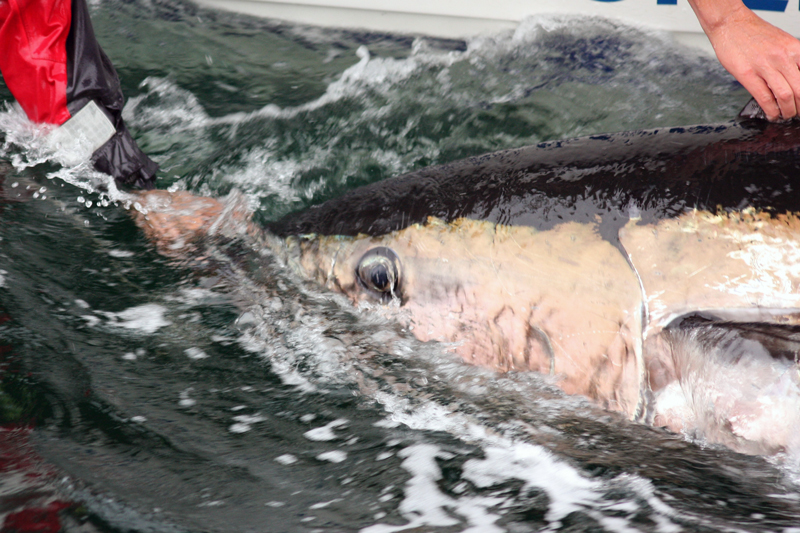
(3, 1), (798, 532)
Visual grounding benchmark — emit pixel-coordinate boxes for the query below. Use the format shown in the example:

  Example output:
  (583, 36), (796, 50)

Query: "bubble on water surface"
(362, 444), (504, 533)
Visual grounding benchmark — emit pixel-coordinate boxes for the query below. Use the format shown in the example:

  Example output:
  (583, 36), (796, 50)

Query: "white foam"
(108, 250), (134, 258)
(0, 269), (6, 288)
(362, 444), (503, 533)
(235, 298), (358, 393)
(0, 103), (137, 206)
(316, 450), (347, 463)
(206, 45), (439, 128)
(184, 347), (208, 360)
(105, 304), (171, 334)
(241, 335), (317, 393)
(81, 315), (101, 327)
(160, 287), (229, 309)
(221, 149), (309, 205)
(228, 413), (266, 434)
(364, 384), (688, 532)
(178, 388), (196, 407)
(304, 419), (348, 441)
(275, 454), (298, 465)
(124, 77), (210, 132)
(462, 444), (599, 524)
(310, 499), (342, 509)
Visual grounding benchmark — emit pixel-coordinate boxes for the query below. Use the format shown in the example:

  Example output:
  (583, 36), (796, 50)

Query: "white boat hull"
(190, 0), (800, 53)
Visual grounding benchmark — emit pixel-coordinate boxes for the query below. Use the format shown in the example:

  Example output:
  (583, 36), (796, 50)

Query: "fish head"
(284, 217), (645, 415)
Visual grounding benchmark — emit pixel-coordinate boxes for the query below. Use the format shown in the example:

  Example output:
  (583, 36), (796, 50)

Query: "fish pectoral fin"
(738, 97), (768, 121)
(665, 312), (800, 364)
(662, 308), (800, 331)
(657, 316), (800, 454)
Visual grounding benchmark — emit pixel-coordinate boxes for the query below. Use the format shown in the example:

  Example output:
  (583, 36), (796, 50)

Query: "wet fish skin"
(266, 117), (800, 245)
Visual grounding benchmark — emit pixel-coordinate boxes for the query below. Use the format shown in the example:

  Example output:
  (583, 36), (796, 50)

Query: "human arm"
(688, 0), (800, 121)
(0, 0), (157, 188)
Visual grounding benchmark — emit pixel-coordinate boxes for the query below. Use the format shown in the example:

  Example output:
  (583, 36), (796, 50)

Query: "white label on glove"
(48, 100), (116, 161)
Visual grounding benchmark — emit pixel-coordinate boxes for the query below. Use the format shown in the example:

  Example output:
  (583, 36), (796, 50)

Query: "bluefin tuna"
(134, 102), (800, 454)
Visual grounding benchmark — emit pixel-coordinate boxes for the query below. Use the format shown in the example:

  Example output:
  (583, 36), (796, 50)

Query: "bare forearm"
(687, 0), (800, 121)
(687, 0), (753, 36)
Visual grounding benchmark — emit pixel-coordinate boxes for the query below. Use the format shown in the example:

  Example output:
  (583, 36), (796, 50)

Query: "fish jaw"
(286, 217), (646, 416)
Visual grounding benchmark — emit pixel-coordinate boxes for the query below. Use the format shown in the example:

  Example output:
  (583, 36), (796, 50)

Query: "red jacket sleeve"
(0, 0), (72, 125)
(0, 0), (157, 189)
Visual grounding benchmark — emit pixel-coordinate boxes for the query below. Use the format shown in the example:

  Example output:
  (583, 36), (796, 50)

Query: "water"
(2, 1), (799, 531)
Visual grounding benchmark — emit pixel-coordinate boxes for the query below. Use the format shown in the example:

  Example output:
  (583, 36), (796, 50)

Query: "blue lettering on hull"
(744, 0), (788, 11)
(594, 0), (789, 11)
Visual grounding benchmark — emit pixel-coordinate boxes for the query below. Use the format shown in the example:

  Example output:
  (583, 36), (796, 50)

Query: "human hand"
(700, 5), (800, 121)
(132, 190), (225, 253)
(132, 189), (259, 257)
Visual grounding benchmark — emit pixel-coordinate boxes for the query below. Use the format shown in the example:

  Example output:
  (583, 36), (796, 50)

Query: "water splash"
(0, 103), (137, 209)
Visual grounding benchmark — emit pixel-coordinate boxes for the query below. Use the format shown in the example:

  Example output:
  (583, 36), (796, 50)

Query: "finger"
(764, 51), (800, 119)
(787, 60), (800, 118)
(767, 74), (797, 120)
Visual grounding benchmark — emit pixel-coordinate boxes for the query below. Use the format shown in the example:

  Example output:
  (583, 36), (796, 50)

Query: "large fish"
(135, 102), (800, 454)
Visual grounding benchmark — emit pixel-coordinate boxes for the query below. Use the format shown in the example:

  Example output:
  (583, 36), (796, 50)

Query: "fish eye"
(356, 247), (401, 301)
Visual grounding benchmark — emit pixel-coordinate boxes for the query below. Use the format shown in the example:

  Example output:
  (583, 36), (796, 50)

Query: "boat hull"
(189, 0), (800, 53)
